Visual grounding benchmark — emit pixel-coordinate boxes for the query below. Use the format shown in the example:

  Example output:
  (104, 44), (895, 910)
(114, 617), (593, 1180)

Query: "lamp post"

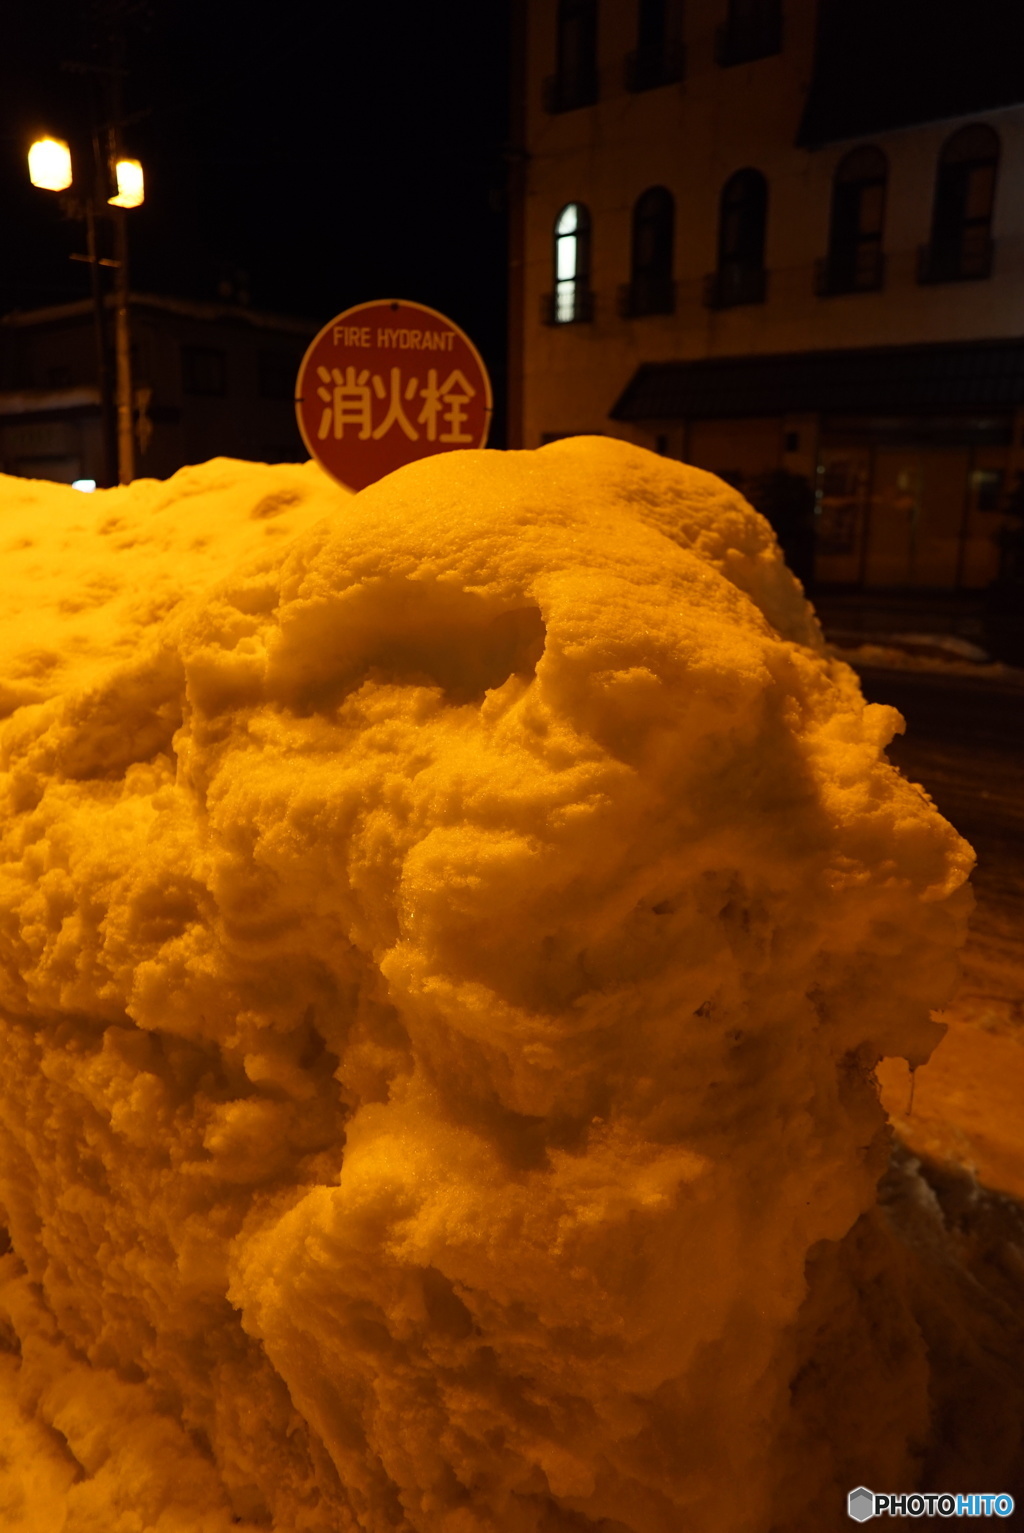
(27, 133), (144, 486)
(108, 157), (144, 485)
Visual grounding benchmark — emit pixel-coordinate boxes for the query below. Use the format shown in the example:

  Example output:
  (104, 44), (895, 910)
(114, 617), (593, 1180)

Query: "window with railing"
(625, 0), (685, 91)
(620, 187), (675, 316)
(545, 0), (599, 113)
(817, 145), (887, 296)
(544, 203), (594, 324)
(705, 168), (768, 308)
(715, 0), (782, 66)
(919, 123), (999, 284)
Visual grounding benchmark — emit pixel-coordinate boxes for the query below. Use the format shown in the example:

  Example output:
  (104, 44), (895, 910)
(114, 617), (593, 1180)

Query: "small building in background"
(509, 0), (1024, 596)
(0, 293), (315, 486)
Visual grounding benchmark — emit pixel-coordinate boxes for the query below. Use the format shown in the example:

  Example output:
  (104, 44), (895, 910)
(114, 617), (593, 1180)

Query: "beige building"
(509, 0), (1024, 591)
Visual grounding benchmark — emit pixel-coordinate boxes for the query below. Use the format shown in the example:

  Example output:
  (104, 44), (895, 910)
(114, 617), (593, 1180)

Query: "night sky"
(1, 0), (512, 437)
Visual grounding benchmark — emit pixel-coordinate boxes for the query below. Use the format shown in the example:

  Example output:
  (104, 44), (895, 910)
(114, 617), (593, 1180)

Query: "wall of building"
(131, 310), (312, 478)
(0, 297), (314, 486)
(0, 407), (102, 485)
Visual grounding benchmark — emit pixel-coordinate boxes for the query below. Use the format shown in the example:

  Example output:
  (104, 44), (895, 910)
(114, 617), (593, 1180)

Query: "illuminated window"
(819, 146), (887, 295)
(626, 187), (675, 315)
(921, 124), (999, 283)
(706, 169), (767, 307)
(551, 202), (593, 323)
(546, 0), (598, 112)
(715, 0), (782, 66)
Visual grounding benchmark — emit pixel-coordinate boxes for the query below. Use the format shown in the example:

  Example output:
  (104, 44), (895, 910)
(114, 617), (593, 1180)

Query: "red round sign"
(295, 298), (493, 492)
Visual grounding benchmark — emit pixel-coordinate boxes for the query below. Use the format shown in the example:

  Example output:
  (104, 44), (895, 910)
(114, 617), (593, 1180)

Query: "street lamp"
(27, 133), (144, 486)
(110, 158), (144, 208)
(27, 137), (73, 192)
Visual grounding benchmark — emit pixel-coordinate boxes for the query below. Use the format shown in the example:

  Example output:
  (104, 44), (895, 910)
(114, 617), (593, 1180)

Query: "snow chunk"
(0, 440), (972, 1530)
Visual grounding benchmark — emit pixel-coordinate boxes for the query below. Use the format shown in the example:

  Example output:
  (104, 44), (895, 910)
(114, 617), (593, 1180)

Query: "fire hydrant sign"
(295, 298), (493, 492)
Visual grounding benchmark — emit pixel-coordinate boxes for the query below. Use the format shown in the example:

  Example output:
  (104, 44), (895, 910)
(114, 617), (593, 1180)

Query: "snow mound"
(0, 440), (973, 1531)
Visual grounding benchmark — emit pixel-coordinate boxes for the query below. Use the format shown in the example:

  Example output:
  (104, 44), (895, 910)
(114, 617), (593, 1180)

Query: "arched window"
(627, 187), (675, 315)
(707, 168), (767, 307)
(552, 202), (592, 323)
(820, 145), (887, 295)
(922, 124), (999, 283)
(547, 0), (598, 113)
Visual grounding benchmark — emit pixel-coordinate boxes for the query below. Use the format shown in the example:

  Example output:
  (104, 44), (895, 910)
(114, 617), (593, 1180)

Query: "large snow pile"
(0, 440), (974, 1531)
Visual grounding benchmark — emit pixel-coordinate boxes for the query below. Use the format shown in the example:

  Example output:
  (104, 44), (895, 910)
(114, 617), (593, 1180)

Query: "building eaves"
(1, 293), (318, 336)
(0, 387), (101, 418)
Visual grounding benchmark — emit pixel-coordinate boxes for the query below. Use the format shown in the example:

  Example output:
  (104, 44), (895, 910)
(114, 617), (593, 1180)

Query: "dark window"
(705, 168), (768, 307)
(545, 202), (593, 324)
(626, 0), (685, 91)
(920, 123), (999, 283)
(715, 0), (782, 66)
(182, 346), (227, 396)
(45, 365), (72, 388)
(258, 351), (300, 401)
(818, 145), (887, 295)
(545, 0), (598, 112)
(622, 187), (675, 316)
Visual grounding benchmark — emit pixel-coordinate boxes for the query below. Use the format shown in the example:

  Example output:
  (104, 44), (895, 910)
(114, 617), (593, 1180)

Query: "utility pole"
(104, 11), (136, 487)
(111, 207), (134, 484)
(52, 5), (144, 486)
(82, 193), (117, 488)
(88, 120), (119, 487)
(29, 8), (149, 487)
(30, 119), (145, 487)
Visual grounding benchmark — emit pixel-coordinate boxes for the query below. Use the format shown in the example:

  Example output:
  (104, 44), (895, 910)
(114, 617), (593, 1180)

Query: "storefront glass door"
(814, 446), (871, 585)
(866, 448), (968, 587)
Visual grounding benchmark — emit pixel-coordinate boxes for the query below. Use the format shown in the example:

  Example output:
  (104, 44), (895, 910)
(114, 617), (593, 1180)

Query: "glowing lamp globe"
(109, 159), (144, 208)
(28, 137), (72, 192)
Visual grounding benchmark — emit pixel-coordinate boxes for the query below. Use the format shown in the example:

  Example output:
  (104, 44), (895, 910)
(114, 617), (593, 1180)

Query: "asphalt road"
(856, 665), (1024, 1032)
(856, 666), (1024, 753)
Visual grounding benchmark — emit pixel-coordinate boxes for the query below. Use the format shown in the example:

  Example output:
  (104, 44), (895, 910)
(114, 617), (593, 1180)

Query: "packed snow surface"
(0, 441), (973, 1530)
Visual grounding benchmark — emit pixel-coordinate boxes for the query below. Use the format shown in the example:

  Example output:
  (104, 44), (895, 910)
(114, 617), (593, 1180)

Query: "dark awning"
(609, 338), (1024, 423)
